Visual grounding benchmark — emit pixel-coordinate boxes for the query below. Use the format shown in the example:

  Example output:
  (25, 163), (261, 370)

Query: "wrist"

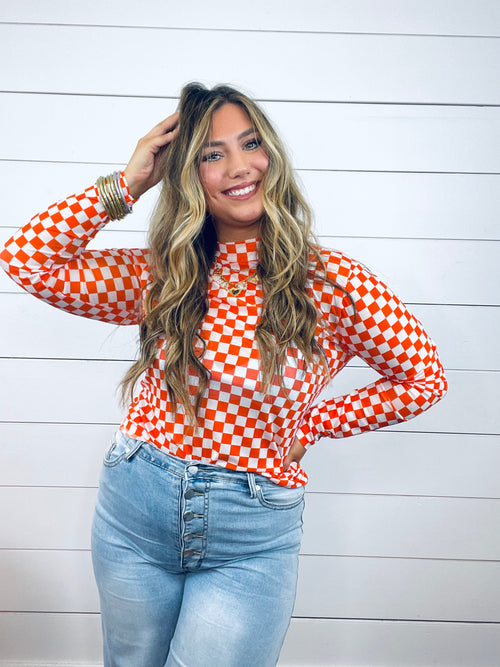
(121, 171), (138, 204)
(123, 167), (146, 200)
(96, 171), (134, 220)
(295, 420), (315, 450)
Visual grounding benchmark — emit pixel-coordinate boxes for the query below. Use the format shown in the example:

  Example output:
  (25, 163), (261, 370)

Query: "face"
(199, 103), (269, 242)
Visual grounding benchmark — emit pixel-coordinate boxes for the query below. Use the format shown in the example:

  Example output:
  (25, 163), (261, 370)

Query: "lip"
(223, 181), (259, 200)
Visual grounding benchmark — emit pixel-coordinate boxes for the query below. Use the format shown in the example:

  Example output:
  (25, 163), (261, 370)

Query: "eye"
(201, 151), (223, 163)
(244, 137), (262, 150)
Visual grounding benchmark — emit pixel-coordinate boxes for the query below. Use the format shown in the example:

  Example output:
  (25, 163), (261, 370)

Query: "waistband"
(116, 429), (271, 492)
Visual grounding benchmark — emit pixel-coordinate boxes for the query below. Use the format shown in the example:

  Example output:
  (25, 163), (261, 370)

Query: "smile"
(225, 183), (257, 197)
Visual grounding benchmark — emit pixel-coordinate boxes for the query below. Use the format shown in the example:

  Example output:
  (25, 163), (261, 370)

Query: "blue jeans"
(91, 431), (305, 667)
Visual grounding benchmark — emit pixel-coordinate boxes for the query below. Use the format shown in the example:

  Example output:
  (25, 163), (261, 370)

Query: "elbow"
(419, 363), (448, 414)
(437, 368), (448, 400)
(420, 345), (448, 406)
(432, 371), (448, 409)
(431, 354), (448, 403)
(392, 362), (448, 421)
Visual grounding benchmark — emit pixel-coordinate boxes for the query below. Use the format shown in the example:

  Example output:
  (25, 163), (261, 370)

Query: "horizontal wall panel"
(320, 237), (499, 307)
(3, 161), (500, 241)
(0, 359), (126, 424)
(295, 555), (500, 622)
(307, 171), (500, 241)
(3, 550), (499, 621)
(2, 25), (500, 105)
(2, 295), (498, 372)
(0, 550), (98, 613)
(2, 424), (499, 498)
(302, 494), (500, 559)
(409, 304), (500, 370)
(1, 294), (139, 361)
(275, 104), (500, 174)
(0, 612), (103, 665)
(0, 360), (496, 435)
(2, 487), (96, 550)
(305, 431), (500, 498)
(279, 616), (500, 667)
(2, 0), (500, 36)
(2, 94), (500, 173)
(0, 613), (499, 667)
(2, 224), (498, 306)
(0, 423), (115, 487)
(3, 486), (499, 560)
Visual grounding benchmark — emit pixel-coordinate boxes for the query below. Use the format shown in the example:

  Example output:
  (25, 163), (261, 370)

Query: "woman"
(0, 83), (447, 666)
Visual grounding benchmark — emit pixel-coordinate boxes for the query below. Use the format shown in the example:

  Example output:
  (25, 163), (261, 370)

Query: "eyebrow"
(203, 128), (257, 148)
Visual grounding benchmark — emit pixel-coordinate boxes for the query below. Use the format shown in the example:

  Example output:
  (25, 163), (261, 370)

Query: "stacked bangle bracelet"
(96, 172), (133, 220)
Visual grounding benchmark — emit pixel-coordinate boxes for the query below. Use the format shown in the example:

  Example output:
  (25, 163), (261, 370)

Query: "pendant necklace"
(213, 264), (259, 297)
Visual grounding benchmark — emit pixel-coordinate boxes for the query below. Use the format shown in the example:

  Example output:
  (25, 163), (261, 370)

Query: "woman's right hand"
(124, 111), (180, 199)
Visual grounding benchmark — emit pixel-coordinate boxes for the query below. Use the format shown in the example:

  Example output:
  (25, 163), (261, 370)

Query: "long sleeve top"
(0, 177), (447, 487)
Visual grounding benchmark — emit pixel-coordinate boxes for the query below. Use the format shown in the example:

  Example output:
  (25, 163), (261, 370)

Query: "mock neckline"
(215, 237), (260, 271)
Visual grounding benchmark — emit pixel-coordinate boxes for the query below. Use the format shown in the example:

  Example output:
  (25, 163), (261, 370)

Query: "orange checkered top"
(0, 176), (447, 487)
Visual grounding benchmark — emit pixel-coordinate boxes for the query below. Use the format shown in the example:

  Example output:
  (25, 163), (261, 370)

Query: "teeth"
(227, 184), (256, 197)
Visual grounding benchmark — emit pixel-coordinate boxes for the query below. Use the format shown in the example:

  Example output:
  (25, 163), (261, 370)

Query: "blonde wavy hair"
(121, 83), (348, 420)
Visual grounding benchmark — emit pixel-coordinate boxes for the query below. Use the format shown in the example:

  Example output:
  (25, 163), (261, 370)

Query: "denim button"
(187, 465), (199, 474)
(183, 549), (201, 557)
(184, 489), (197, 500)
(183, 511), (195, 521)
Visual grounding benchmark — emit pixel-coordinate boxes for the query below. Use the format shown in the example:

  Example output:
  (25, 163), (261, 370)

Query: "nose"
(228, 153), (250, 178)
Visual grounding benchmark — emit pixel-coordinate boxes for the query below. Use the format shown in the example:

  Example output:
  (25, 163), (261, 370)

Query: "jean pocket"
(255, 480), (305, 510)
(103, 432), (142, 467)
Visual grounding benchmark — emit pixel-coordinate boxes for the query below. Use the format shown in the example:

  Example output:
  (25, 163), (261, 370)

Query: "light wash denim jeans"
(91, 431), (305, 667)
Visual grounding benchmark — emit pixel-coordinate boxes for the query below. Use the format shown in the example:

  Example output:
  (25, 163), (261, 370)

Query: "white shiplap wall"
(0, 1), (499, 665)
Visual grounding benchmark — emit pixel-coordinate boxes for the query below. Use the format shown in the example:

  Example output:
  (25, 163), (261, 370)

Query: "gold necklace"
(213, 264), (259, 296)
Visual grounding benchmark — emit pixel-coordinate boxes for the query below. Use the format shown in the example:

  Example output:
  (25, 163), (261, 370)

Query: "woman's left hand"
(283, 438), (307, 472)
(124, 112), (180, 199)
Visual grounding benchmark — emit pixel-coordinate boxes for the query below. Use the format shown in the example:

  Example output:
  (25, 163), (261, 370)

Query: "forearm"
(0, 175), (147, 325)
(0, 179), (129, 286)
(297, 357), (447, 447)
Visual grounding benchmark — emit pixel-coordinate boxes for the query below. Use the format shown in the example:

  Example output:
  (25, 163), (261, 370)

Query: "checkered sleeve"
(0, 175), (149, 325)
(296, 252), (448, 447)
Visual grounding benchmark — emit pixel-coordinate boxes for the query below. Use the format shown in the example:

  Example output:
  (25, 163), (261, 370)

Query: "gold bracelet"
(112, 172), (134, 216)
(96, 172), (133, 220)
(112, 171), (132, 212)
(97, 175), (120, 220)
(104, 175), (124, 219)
(101, 175), (124, 220)
(98, 177), (116, 218)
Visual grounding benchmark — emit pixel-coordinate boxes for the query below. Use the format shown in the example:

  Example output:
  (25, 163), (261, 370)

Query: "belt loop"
(125, 438), (143, 460)
(247, 472), (258, 498)
(116, 431), (144, 461)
